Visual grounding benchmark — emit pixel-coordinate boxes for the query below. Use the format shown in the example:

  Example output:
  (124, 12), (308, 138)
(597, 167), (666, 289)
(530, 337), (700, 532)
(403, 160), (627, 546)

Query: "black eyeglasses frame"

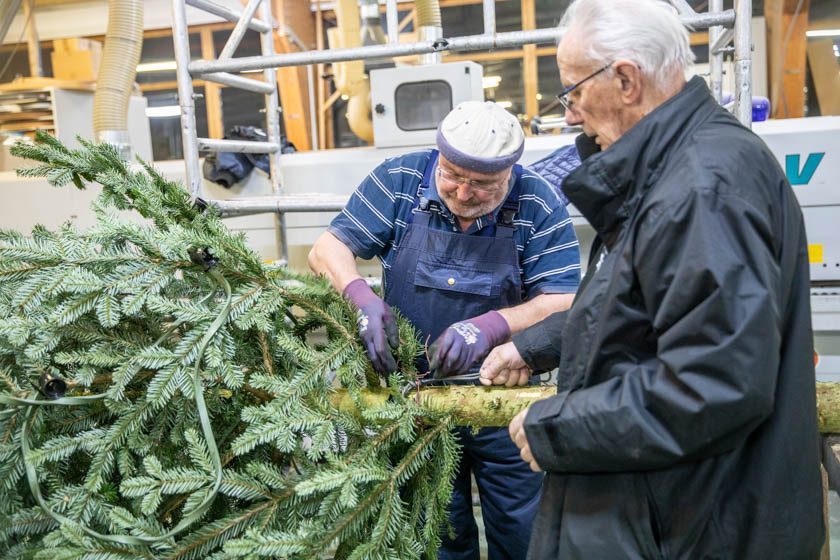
(556, 62), (614, 111)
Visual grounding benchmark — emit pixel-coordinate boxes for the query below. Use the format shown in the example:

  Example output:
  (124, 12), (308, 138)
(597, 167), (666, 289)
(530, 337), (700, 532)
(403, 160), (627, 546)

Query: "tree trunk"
(338, 382), (840, 432)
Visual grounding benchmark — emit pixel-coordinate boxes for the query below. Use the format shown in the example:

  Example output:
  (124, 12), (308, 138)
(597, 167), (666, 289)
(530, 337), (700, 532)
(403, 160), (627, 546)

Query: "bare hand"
(479, 342), (531, 387)
(509, 407), (542, 472)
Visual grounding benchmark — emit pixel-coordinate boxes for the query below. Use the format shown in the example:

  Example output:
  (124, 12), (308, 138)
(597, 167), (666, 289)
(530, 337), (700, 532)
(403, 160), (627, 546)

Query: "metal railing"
(171, 0), (752, 263)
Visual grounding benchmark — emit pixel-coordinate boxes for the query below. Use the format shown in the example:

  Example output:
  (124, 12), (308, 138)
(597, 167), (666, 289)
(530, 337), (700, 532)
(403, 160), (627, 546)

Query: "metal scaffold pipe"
(218, 0), (262, 59)
(210, 195), (350, 217)
(202, 71), (276, 93)
(259, 0), (288, 262)
(185, 0), (273, 32)
(172, 0), (203, 199)
(190, 11), (735, 75)
(386, 0), (399, 43)
(708, 0), (724, 103)
(734, 0), (752, 127)
(483, 0), (495, 35)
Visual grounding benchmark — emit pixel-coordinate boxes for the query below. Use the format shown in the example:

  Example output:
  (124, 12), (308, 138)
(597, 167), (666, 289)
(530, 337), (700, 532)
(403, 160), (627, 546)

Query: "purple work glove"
(429, 310), (510, 378)
(343, 278), (400, 376)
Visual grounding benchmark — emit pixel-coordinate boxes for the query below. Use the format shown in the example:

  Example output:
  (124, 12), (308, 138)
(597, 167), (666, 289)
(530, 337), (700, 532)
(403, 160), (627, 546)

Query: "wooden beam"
(444, 49), (521, 63)
(200, 28), (224, 139)
(690, 31), (709, 46)
(272, 0), (316, 151)
(766, 0), (810, 118)
(806, 38), (840, 115)
(521, 0), (538, 121)
(140, 79), (207, 92)
(398, 9), (415, 32)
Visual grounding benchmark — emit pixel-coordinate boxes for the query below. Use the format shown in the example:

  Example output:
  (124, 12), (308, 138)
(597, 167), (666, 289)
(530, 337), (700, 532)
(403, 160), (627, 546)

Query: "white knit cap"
(436, 101), (525, 173)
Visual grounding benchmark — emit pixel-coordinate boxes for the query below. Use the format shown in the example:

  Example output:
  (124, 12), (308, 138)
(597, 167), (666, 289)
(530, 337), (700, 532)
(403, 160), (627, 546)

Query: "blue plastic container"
(751, 96), (771, 122)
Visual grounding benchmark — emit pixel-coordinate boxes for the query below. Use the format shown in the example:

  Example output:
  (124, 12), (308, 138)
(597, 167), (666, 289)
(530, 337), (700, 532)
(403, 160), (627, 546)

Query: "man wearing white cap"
(309, 100), (580, 559)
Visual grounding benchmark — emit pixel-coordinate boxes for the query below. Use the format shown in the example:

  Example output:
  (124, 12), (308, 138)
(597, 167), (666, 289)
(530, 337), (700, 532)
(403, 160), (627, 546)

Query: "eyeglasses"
(436, 166), (508, 193)
(556, 62), (613, 113)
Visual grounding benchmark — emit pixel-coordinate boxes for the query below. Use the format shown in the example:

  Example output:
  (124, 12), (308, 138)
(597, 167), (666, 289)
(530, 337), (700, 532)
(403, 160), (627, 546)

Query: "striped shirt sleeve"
(327, 158), (400, 260)
(518, 174), (581, 297)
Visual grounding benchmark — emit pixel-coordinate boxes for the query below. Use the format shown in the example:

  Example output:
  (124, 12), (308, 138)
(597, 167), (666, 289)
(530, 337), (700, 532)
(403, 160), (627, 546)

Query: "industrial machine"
(369, 61), (484, 148)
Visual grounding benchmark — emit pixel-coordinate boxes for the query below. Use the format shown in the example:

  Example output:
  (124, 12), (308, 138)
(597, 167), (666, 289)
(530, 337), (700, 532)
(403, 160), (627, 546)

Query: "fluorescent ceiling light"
(496, 101), (513, 109)
(136, 61), (177, 73)
(146, 105), (181, 118)
(806, 29), (840, 38)
(482, 75), (502, 89)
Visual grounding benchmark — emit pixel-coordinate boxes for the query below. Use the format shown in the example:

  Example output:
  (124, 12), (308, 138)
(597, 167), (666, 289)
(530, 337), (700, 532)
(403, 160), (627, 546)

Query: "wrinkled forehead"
(556, 33), (596, 82)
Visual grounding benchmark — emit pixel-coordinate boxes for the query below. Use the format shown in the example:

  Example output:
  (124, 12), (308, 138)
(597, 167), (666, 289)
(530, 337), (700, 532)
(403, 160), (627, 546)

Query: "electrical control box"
(369, 61), (483, 148)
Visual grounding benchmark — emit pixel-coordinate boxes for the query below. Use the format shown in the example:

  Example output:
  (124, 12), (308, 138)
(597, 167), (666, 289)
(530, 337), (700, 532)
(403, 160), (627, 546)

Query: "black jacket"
(515, 77), (824, 559)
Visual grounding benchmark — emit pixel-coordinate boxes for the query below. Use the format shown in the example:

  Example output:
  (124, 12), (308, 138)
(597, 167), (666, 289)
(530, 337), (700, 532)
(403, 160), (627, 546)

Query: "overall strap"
(408, 150), (441, 227)
(494, 163), (523, 239)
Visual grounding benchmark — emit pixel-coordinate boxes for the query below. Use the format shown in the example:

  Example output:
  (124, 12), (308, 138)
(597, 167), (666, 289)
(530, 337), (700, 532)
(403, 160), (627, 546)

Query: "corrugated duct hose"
(415, 0), (442, 31)
(416, 0), (442, 64)
(93, 0), (143, 159)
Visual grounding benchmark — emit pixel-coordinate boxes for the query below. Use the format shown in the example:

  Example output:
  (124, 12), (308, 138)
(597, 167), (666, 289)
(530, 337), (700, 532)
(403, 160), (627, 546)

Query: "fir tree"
(0, 132), (463, 559)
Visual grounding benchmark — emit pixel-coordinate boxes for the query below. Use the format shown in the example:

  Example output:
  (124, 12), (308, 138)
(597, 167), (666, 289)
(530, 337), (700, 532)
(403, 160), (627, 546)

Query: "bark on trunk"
(336, 382), (840, 432)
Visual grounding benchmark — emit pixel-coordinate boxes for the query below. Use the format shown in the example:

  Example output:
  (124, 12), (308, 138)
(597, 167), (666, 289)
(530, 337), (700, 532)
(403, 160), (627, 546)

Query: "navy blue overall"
(384, 151), (543, 560)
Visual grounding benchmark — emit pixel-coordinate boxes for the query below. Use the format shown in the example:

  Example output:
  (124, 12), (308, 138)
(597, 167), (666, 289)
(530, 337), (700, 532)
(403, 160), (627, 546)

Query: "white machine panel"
(755, 117), (839, 208)
(802, 207), (840, 283)
(369, 62), (483, 148)
(754, 117), (840, 284)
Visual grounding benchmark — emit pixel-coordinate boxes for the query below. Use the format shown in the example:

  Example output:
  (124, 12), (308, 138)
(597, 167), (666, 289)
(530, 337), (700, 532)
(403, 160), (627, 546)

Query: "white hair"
(558, 0), (695, 90)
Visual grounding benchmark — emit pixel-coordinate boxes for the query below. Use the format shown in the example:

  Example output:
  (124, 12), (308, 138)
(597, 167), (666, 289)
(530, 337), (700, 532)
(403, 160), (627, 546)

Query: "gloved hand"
(343, 278), (399, 375)
(430, 310), (510, 378)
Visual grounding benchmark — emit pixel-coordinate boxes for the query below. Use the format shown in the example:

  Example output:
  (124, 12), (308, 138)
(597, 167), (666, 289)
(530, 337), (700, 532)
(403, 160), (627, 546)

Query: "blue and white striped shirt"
(328, 150), (581, 298)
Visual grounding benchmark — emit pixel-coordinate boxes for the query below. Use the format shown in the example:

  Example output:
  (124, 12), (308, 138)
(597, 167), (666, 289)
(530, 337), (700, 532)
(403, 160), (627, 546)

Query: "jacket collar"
(562, 76), (717, 242)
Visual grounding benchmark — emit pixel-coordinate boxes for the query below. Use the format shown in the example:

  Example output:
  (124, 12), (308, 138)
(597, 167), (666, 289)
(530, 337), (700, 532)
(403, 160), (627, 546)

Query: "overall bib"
(384, 151), (543, 560)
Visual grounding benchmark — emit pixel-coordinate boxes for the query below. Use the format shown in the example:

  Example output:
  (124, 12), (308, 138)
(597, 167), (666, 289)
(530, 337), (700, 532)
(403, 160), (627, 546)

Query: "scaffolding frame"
(171, 0), (752, 263)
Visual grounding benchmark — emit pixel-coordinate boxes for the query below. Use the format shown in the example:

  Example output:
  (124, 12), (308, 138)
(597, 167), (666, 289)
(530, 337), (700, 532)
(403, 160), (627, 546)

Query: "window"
(442, 2), (522, 35)
(145, 87), (208, 161)
(481, 59), (524, 116)
(136, 35), (201, 85)
(395, 80), (452, 131)
(221, 88), (276, 132)
(0, 43), (54, 82)
(535, 0), (572, 29)
(537, 55), (563, 115)
(212, 29), (262, 58)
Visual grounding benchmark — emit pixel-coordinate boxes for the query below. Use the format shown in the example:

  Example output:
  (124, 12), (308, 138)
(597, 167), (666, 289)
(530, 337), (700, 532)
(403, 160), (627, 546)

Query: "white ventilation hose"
(93, 0), (144, 158)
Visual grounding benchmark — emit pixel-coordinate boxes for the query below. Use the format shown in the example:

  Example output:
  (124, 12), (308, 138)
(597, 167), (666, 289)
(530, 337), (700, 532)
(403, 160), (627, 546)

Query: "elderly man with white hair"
(479, 0), (824, 558)
(309, 100), (580, 559)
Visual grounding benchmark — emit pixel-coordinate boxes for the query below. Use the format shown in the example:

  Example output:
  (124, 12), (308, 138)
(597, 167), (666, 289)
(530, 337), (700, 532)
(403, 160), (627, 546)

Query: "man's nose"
(564, 107), (583, 126)
(456, 184), (472, 201)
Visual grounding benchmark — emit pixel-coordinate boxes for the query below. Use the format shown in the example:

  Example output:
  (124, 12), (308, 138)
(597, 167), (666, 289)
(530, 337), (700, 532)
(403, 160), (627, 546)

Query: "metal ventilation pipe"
(415, 0), (442, 64)
(93, 0), (144, 159)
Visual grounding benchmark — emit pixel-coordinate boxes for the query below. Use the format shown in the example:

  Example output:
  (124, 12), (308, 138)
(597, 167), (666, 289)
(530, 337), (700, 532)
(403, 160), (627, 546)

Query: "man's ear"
(614, 60), (643, 105)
